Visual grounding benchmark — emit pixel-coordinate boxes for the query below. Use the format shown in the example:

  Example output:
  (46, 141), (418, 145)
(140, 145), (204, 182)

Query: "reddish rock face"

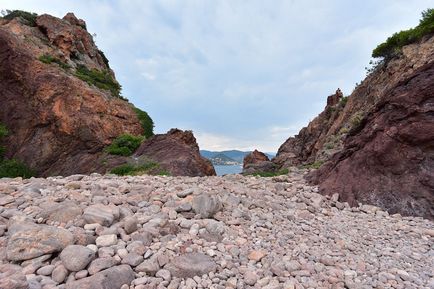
(135, 129), (216, 177)
(309, 62), (434, 219)
(242, 150), (275, 174)
(273, 35), (434, 219)
(273, 90), (346, 168)
(0, 13), (143, 176)
(243, 150), (269, 167)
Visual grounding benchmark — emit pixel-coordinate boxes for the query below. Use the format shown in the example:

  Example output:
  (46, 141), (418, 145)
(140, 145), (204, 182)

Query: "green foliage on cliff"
(373, 9), (434, 59)
(39, 54), (71, 70)
(0, 123), (34, 178)
(110, 162), (170, 176)
(75, 65), (121, 98)
(133, 107), (154, 138)
(250, 168), (289, 177)
(0, 159), (35, 178)
(0, 124), (7, 159)
(105, 134), (144, 156)
(2, 10), (37, 26)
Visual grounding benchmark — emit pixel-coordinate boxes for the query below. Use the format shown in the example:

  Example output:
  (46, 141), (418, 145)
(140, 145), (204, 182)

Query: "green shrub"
(105, 134), (144, 156)
(0, 159), (35, 178)
(373, 9), (434, 59)
(251, 168), (289, 177)
(339, 96), (348, 107)
(98, 49), (110, 67)
(110, 162), (167, 176)
(39, 54), (71, 70)
(3, 10), (37, 26)
(301, 160), (325, 170)
(133, 107), (154, 138)
(75, 65), (121, 98)
(0, 124), (8, 160)
(350, 112), (364, 128)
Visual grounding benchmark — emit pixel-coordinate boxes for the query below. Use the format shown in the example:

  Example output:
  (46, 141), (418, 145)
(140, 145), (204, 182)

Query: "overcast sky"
(2, 1), (433, 152)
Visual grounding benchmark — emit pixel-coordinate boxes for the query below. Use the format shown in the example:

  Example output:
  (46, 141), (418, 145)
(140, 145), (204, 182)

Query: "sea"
(213, 164), (242, 176)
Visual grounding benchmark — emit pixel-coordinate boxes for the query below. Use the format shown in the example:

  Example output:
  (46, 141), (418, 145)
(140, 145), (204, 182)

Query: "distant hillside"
(201, 150), (275, 164)
(209, 153), (239, 165)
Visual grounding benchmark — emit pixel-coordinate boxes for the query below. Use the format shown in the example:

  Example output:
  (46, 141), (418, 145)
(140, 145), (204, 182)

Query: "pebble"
(0, 173), (431, 289)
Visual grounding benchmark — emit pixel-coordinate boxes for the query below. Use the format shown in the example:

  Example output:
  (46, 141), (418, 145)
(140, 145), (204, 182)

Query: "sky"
(2, 1), (433, 152)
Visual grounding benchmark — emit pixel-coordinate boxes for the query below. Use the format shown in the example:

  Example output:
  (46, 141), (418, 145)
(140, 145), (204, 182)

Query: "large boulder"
(134, 129), (216, 176)
(7, 223), (74, 261)
(165, 253), (217, 278)
(0, 264), (29, 289)
(65, 265), (135, 289)
(242, 149), (276, 174)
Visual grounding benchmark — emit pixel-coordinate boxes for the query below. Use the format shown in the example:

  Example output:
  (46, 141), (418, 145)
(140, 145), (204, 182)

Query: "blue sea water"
(214, 165), (242, 176)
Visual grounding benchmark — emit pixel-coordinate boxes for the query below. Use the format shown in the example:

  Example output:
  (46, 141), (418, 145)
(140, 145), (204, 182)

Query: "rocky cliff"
(274, 35), (434, 219)
(134, 129), (216, 177)
(0, 11), (213, 177)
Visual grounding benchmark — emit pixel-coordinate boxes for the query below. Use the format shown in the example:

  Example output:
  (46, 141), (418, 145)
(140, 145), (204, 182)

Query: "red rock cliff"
(274, 35), (434, 219)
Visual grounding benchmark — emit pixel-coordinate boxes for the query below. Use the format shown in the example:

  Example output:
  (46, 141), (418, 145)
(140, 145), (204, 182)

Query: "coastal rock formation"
(309, 60), (434, 219)
(273, 89), (346, 168)
(0, 12), (143, 176)
(134, 129), (216, 177)
(274, 35), (434, 219)
(0, 173), (433, 288)
(242, 149), (276, 174)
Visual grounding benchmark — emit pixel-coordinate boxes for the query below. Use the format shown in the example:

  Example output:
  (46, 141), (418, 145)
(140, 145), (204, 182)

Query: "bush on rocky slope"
(1, 10), (38, 26)
(0, 123), (34, 178)
(373, 8), (434, 59)
(133, 107), (154, 138)
(105, 134), (144, 156)
(75, 65), (121, 98)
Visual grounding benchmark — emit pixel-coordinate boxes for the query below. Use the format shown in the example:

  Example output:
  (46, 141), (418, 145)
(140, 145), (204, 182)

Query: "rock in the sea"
(134, 129), (216, 176)
(7, 224), (73, 261)
(192, 194), (221, 218)
(60, 245), (95, 272)
(65, 265), (135, 289)
(165, 253), (217, 278)
(242, 149), (276, 175)
(0, 264), (29, 289)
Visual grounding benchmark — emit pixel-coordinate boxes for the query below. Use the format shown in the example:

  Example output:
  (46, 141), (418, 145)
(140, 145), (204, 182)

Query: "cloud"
(2, 0), (433, 152)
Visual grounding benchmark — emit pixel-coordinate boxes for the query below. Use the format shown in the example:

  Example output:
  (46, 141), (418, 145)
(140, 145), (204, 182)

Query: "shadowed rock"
(165, 253), (217, 278)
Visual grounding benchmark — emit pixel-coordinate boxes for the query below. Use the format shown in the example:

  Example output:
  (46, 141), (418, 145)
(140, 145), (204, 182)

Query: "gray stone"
(65, 265), (135, 289)
(39, 201), (82, 223)
(136, 256), (160, 276)
(123, 216), (138, 234)
(165, 253), (217, 278)
(192, 194), (221, 218)
(95, 234), (117, 247)
(244, 270), (258, 286)
(83, 204), (117, 226)
(88, 257), (120, 275)
(52, 264), (68, 283)
(121, 252), (143, 267)
(155, 269), (171, 281)
(36, 264), (55, 276)
(60, 245), (95, 272)
(7, 224), (73, 261)
(0, 264), (29, 289)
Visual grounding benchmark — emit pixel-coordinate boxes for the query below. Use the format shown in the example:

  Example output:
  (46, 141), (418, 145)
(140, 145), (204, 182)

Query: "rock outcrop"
(0, 12), (143, 176)
(0, 12), (212, 178)
(242, 149), (276, 174)
(134, 129), (216, 177)
(274, 35), (434, 219)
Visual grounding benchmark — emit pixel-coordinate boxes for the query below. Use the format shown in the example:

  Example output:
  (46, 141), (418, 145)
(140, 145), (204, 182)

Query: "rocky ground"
(0, 170), (433, 289)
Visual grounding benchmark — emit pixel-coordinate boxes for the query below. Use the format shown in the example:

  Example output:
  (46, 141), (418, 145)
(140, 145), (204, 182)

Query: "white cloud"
(2, 0), (434, 152)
